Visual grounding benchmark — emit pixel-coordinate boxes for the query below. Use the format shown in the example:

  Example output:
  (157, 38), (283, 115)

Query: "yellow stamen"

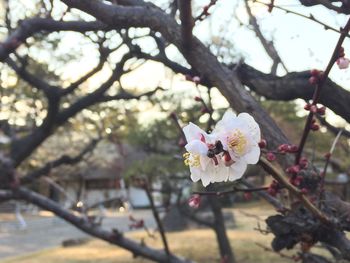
(183, 152), (201, 167)
(227, 130), (247, 156)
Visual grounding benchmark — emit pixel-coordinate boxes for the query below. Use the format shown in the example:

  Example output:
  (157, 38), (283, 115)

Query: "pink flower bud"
(304, 104), (311, 111)
(278, 144), (289, 153)
(295, 176), (303, 186)
(266, 152), (276, 161)
(287, 145), (298, 153)
(310, 123), (320, 131)
(337, 57), (350, 69)
(258, 139), (267, 148)
(286, 165), (300, 174)
(188, 194), (201, 208)
(299, 157), (308, 169)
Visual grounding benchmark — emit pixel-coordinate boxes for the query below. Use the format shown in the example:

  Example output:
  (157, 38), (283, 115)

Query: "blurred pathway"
(0, 210), (154, 260)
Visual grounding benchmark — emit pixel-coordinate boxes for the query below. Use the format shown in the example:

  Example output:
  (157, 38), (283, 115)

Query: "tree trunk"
(208, 194), (235, 263)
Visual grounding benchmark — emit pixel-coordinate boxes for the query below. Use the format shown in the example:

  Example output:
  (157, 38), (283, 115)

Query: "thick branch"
(177, 0), (194, 49)
(8, 187), (191, 263)
(11, 55), (129, 166)
(236, 64), (350, 123)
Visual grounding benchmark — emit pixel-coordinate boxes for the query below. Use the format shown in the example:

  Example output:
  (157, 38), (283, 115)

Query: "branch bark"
(0, 18), (109, 62)
(7, 187), (192, 263)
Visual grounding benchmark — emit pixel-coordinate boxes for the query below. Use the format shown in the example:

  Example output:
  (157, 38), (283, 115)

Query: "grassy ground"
(3, 201), (333, 263)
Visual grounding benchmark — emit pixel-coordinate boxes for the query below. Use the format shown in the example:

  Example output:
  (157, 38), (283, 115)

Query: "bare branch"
(244, 0), (287, 74)
(0, 18), (109, 62)
(9, 187), (192, 263)
(236, 63), (350, 123)
(144, 184), (171, 256)
(178, 0), (194, 49)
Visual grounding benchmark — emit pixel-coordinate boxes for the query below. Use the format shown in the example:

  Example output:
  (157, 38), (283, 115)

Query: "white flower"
(183, 123), (229, 187)
(182, 110), (261, 187)
(213, 110), (261, 181)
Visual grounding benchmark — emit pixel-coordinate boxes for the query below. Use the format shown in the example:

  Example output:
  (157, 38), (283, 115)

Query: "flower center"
(183, 152), (201, 167)
(227, 130), (247, 156)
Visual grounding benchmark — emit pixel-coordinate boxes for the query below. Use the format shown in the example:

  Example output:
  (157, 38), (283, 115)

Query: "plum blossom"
(182, 110), (261, 186)
(188, 194), (201, 208)
(213, 110), (261, 180)
(183, 123), (228, 186)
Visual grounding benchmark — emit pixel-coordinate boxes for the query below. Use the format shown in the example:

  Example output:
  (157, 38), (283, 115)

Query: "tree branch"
(178, 0), (194, 49)
(236, 63), (350, 123)
(21, 138), (100, 184)
(244, 0), (287, 74)
(0, 18), (109, 62)
(8, 187), (192, 263)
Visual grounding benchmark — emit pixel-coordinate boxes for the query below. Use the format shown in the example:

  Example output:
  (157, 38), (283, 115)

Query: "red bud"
(258, 139), (267, 148)
(266, 152), (276, 161)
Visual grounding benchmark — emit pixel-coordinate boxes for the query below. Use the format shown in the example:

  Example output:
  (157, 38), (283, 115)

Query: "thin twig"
(295, 18), (350, 164)
(192, 186), (268, 196)
(319, 129), (343, 201)
(144, 184), (171, 257)
(255, 242), (296, 261)
(253, 0), (350, 38)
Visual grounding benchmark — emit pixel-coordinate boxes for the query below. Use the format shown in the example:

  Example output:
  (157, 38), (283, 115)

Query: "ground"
(1, 201), (334, 263)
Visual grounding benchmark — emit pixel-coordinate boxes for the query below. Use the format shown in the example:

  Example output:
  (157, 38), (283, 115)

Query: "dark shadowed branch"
(4, 187), (192, 263)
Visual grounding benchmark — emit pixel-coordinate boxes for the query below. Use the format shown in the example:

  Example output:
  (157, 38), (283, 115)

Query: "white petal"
(201, 173), (212, 187)
(228, 161), (247, 181)
(221, 110), (237, 123)
(213, 110), (239, 134)
(190, 167), (201, 182)
(183, 122), (206, 142)
(185, 140), (208, 155)
(213, 166), (229, 182)
(200, 155), (211, 171)
(244, 145), (260, 164)
(237, 113), (261, 142)
(201, 158), (229, 183)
